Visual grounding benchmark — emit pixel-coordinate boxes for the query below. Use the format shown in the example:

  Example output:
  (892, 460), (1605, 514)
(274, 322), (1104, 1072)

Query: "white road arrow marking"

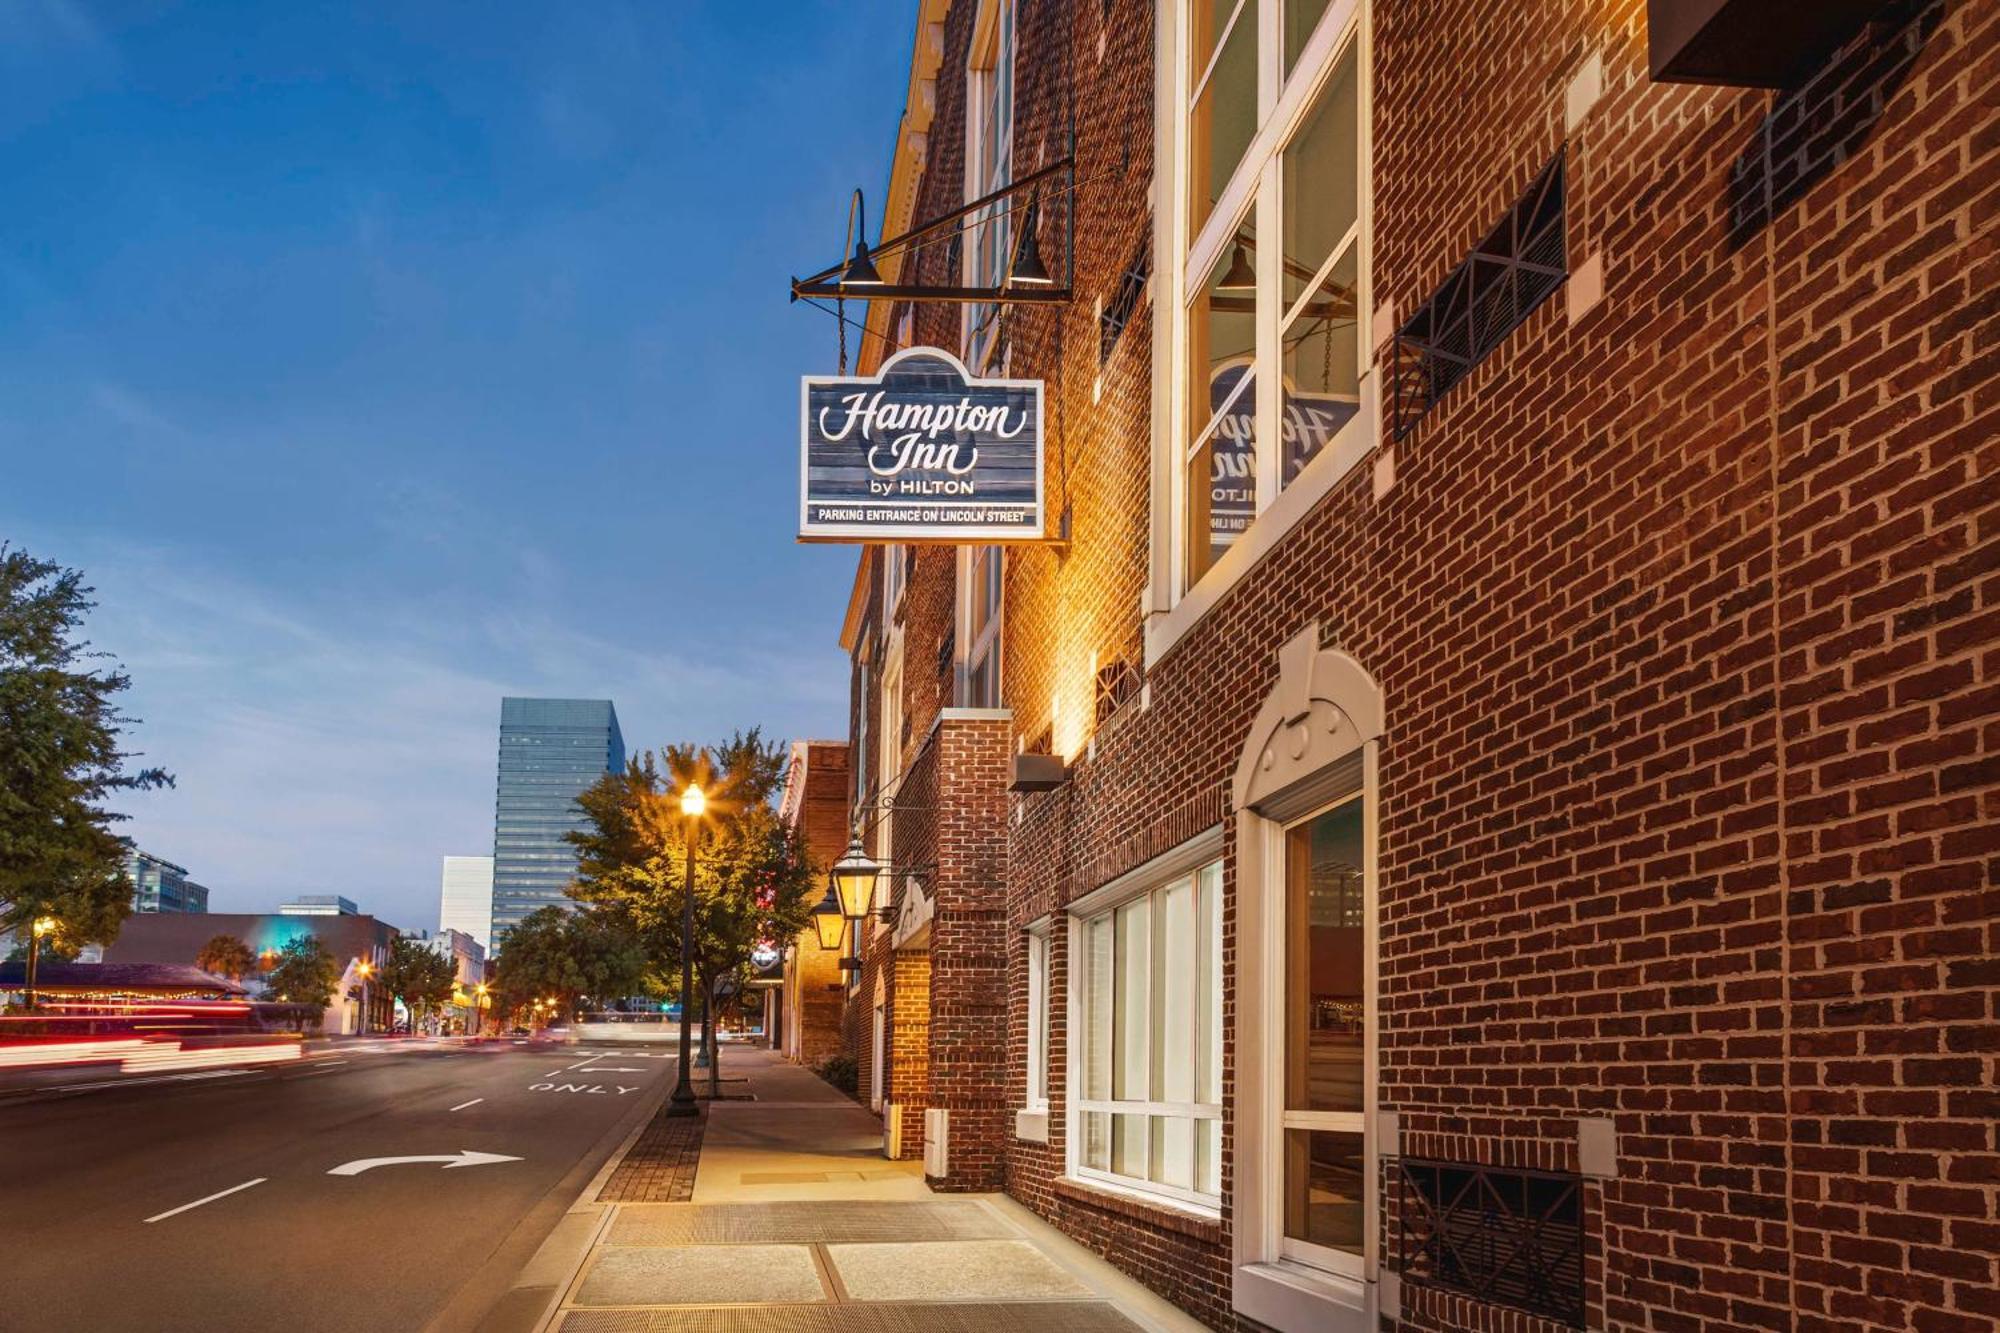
(326, 1150), (521, 1176)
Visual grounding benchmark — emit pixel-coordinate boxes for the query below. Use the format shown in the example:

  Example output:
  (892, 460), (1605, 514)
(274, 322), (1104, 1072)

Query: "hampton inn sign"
(799, 347), (1046, 543)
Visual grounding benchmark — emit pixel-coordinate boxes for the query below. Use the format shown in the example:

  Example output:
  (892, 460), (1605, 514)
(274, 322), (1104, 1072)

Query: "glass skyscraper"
(491, 698), (623, 944)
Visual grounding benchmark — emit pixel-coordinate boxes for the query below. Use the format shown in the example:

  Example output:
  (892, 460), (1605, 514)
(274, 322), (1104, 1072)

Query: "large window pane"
(1284, 0), (1333, 75)
(1280, 44), (1359, 309)
(1284, 1129), (1363, 1253)
(1198, 861), (1222, 1106)
(1083, 914), (1113, 1100)
(1286, 798), (1364, 1112)
(1113, 897), (1151, 1101)
(1280, 242), (1360, 485)
(1154, 875), (1196, 1103)
(1189, 0), (1258, 237)
(1186, 237), (1258, 585)
(1072, 861), (1225, 1203)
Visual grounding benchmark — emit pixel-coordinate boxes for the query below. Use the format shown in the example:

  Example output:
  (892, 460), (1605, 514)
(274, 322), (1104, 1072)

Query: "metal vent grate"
(1390, 149), (1567, 439)
(1397, 1159), (1585, 1327)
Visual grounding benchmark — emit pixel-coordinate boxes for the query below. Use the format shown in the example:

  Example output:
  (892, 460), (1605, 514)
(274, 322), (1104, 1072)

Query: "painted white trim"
(1147, 376), (1378, 667)
(1151, 0), (1375, 653)
(1057, 1173), (1223, 1225)
(1229, 627), (1383, 1330)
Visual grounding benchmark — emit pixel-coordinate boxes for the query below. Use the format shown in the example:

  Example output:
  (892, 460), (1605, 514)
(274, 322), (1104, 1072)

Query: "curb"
(444, 1069), (671, 1333)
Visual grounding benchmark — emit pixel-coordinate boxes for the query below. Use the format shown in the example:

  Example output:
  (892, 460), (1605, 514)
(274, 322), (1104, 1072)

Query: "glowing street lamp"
(24, 916), (58, 1011)
(668, 781), (705, 1117)
(354, 957), (375, 1035)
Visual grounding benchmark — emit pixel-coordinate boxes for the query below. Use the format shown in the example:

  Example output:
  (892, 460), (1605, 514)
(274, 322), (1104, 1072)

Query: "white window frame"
(1229, 628), (1382, 1331)
(1025, 920), (1051, 1111)
(1064, 828), (1225, 1214)
(882, 543), (907, 614)
(957, 545), (1004, 708)
(963, 0), (1017, 375)
(1148, 0), (1377, 667)
(1276, 789), (1369, 1275)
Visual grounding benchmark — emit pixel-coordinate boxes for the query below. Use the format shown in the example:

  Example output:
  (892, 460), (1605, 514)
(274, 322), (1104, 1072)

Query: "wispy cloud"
(28, 536), (843, 931)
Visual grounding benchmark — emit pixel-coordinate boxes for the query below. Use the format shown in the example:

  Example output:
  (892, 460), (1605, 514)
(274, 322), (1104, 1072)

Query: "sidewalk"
(483, 1045), (1208, 1332)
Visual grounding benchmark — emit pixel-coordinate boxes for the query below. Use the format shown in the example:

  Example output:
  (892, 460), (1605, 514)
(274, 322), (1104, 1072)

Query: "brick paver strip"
(598, 1103), (707, 1203)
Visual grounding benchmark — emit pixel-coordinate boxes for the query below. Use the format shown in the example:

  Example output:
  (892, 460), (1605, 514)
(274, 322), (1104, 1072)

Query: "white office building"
(439, 855), (494, 954)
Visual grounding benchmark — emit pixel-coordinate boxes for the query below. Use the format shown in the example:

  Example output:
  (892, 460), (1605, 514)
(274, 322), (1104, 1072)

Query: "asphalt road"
(0, 1039), (675, 1332)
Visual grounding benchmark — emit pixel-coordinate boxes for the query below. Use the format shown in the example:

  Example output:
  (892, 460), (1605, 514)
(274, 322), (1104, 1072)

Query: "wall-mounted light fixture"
(791, 146), (1076, 306)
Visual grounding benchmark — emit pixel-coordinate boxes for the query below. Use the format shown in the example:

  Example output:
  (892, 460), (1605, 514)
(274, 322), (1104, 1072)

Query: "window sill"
(1053, 1175), (1223, 1243)
(1015, 1108), (1050, 1142)
(1233, 1260), (1368, 1333)
(1146, 374), (1379, 669)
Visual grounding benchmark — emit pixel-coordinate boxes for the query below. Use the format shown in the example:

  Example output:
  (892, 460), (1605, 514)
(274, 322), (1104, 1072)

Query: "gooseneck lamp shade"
(680, 783), (706, 818)
(830, 838), (883, 920)
(811, 887), (848, 951)
(842, 237), (883, 286)
(1216, 240), (1255, 292)
(1008, 204), (1053, 287)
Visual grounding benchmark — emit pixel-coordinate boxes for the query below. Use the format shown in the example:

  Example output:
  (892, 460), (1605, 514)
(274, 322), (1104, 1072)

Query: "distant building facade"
(438, 854), (495, 953)
(277, 895), (358, 916)
(491, 697), (624, 944)
(104, 910), (397, 1034)
(774, 740), (851, 1066)
(123, 843), (209, 914)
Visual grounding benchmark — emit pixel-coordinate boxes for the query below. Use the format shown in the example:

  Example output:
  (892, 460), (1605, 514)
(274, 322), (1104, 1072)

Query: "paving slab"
(608, 1199), (1009, 1246)
(573, 1244), (826, 1307)
(828, 1239), (1095, 1302)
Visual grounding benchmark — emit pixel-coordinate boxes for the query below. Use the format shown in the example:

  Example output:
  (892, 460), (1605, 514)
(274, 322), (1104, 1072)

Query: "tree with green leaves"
(0, 547), (172, 965)
(196, 933), (257, 981)
(382, 936), (459, 1033)
(265, 935), (339, 1020)
(489, 905), (647, 1026)
(568, 729), (818, 1094)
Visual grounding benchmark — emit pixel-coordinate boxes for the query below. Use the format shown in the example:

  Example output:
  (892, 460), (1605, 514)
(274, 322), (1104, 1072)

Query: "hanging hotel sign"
(799, 346), (1045, 543)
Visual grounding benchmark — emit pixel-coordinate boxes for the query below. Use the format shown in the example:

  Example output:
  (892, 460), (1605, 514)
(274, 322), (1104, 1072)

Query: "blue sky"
(1, 2), (904, 930)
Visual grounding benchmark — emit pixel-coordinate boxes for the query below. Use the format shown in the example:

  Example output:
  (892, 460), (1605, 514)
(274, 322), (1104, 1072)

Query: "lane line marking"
(314, 1059), (349, 1067)
(144, 1178), (267, 1223)
(450, 1097), (484, 1112)
(291, 1066), (340, 1078)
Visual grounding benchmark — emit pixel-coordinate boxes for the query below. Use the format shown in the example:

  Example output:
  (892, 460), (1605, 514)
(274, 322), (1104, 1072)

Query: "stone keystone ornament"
(799, 346), (1046, 543)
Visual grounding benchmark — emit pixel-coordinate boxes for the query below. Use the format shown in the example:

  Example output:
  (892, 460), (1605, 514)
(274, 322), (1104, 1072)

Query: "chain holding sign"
(800, 347), (1047, 544)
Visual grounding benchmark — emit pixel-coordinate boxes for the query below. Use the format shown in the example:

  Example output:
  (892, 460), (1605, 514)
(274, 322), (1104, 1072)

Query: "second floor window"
(962, 544), (1003, 708)
(965, 0), (1016, 374)
(1176, 0), (1366, 589)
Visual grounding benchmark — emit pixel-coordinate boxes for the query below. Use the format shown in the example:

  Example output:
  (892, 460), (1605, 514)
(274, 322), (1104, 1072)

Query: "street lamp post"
(355, 958), (375, 1036)
(667, 781), (705, 1117)
(24, 916), (57, 1012)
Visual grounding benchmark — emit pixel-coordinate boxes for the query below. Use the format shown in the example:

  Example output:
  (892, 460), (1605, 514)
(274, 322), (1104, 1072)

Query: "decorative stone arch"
(1230, 621), (1384, 1333)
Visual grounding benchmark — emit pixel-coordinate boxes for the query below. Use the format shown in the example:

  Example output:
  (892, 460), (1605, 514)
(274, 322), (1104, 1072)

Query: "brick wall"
(839, 1), (1995, 1330)
(927, 713), (1014, 1191)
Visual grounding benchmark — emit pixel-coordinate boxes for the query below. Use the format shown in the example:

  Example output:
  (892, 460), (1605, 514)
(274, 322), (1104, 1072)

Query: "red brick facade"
(820, 2), (1998, 1331)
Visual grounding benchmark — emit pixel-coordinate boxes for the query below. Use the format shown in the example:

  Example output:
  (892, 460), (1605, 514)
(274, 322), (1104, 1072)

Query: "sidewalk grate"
(555, 1302), (1143, 1332)
(599, 1106), (707, 1203)
(607, 1200), (1008, 1246)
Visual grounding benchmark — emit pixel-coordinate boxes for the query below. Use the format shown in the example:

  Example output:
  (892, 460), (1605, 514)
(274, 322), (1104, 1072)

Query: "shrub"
(816, 1052), (859, 1095)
